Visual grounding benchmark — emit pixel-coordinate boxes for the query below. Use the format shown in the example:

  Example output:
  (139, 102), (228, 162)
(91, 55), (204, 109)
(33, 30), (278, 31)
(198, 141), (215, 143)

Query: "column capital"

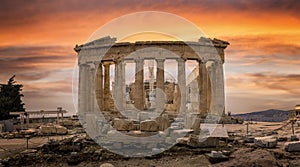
(176, 58), (186, 63)
(79, 63), (89, 67)
(114, 57), (124, 64)
(197, 59), (208, 64)
(214, 59), (223, 65)
(156, 58), (165, 63)
(134, 58), (144, 63)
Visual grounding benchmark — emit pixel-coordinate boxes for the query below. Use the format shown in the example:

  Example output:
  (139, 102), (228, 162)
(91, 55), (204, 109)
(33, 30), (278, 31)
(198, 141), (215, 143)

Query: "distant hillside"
(232, 109), (289, 122)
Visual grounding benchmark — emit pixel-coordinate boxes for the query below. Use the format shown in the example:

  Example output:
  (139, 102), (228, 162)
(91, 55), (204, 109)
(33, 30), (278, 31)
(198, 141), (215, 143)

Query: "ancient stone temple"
(289, 104), (300, 119)
(74, 36), (229, 119)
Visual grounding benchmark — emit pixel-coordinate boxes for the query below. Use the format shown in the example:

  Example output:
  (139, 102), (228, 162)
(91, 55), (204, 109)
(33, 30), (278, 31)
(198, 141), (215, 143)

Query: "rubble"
(140, 120), (159, 132)
(284, 141), (300, 152)
(213, 149), (278, 167)
(39, 124), (68, 135)
(1, 120), (300, 166)
(254, 136), (277, 148)
(112, 118), (133, 131)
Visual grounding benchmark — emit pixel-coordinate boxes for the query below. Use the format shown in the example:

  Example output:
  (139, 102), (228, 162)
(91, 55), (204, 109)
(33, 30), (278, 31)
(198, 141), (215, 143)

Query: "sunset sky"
(0, 0), (299, 114)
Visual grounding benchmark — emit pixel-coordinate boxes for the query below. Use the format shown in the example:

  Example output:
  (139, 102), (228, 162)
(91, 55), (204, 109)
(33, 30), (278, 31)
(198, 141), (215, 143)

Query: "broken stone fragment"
(140, 120), (159, 132)
(155, 116), (170, 131)
(284, 141), (300, 152)
(39, 124), (67, 135)
(254, 136), (277, 148)
(112, 118), (133, 131)
(55, 125), (68, 135)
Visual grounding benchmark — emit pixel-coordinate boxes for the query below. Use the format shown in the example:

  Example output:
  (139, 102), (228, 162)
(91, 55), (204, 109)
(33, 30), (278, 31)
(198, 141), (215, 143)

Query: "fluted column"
(115, 60), (125, 111)
(89, 66), (95, 112)
(177, 59), (186, 113)
(134, 59), (144, 110)
(207, 60), (224, 116)
(103, 62), (112, 111)
(156, 59), (165, 91)
(198, 60), (208, 117)
(79, 64), (89, 113)
(215, 60), (225, 116)
(96, 63), (103, 110)
(155, 59), (165, 110)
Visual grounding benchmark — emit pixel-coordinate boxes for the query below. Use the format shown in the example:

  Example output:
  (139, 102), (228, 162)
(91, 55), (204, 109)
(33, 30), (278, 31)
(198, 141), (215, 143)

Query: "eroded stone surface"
(284, 141), (300, 152)
(140, 120), (159, 132)
(112, 118), (133, 131)
(155, 115), (170, 131)
(254, 136), (277, 148)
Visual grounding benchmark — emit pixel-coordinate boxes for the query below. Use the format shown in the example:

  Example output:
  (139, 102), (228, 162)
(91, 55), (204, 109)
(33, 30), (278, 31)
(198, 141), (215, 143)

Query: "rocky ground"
(0, 121), (300, 167)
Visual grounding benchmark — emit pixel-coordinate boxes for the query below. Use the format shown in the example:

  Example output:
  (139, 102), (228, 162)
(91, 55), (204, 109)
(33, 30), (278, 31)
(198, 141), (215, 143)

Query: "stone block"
(155, 116), (170, 131)
(40, 125), (56, 134)
(291, 135), (299, 141)
(244, 135), (255, 143)
(113, 118), (133, 131)
(187, 136), (218, 148)
(254, 136), (277, 148)
(284, 141), (300, 152)
(140, 120), (159, 132)
(211, 151), (223, 158)
(59, 119), (73, 126)
(55, 125), (68, 135)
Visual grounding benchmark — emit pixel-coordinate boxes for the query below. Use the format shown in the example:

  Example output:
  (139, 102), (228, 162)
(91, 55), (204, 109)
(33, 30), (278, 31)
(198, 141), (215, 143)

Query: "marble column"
(103, 62), (112, 111)
(198, 60), (208, 116)
(122, 61), (126, 110)
(155, 59), (165, 110)
(215, 60), (225, 116)
(89, 66), (96, 112)
(177, 59), (186, 113)
(134, 59), (144, 110)
(207, 72), (212, 114)
(96, 63), (103, 110)
(207, 60), (224, 115)
(115, 60), (125, 111)
(79, 64), (89, 113)
(156, 59), (165, 91)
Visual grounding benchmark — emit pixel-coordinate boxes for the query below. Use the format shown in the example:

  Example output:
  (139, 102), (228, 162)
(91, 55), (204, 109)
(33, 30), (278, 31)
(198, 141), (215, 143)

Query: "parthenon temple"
(74, 36), (229, 121)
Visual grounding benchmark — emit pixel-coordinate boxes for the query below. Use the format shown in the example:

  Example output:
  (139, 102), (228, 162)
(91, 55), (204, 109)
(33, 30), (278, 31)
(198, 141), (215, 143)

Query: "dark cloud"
(0, 45), (75, 70)
(0, 0), (299, 28)
(0, 45), (76, 83)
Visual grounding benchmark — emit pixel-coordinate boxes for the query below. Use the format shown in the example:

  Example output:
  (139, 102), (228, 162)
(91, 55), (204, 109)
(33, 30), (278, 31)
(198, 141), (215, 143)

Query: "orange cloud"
(0, 0), (299, 113)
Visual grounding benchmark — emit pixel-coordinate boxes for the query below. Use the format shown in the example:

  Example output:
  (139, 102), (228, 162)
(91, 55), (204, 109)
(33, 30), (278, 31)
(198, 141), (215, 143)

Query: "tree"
(0, 75), (25, 120)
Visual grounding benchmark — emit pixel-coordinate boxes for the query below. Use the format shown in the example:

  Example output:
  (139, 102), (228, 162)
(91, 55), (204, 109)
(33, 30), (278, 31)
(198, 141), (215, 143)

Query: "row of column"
(78, 58), (224, 115)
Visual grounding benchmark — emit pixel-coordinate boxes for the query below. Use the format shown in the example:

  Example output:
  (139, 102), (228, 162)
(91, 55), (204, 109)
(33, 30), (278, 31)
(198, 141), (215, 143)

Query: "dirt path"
(0, 136), (66, 159)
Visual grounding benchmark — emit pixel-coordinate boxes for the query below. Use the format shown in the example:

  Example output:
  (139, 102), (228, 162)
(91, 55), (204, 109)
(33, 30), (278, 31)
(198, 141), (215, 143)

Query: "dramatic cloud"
(0, 0), (299, 113)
